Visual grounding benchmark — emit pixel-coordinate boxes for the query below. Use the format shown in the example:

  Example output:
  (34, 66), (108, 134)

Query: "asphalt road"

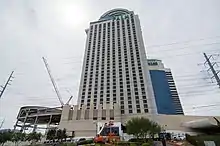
(154, 141), (173, 146)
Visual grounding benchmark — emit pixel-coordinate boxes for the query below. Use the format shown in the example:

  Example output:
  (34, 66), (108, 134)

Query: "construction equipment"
(42, 57), (73, 107)
(94, 121), (121, 143)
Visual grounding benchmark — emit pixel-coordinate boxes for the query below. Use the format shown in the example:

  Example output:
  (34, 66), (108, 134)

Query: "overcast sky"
(0, 0), (220, 129)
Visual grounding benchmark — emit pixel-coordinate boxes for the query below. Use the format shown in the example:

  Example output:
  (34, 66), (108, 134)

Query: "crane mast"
(42, 57), (64, 106)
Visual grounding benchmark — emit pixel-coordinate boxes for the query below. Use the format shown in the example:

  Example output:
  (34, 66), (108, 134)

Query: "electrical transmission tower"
(203, 53), (220, 88)
(0, 71), (14, 99)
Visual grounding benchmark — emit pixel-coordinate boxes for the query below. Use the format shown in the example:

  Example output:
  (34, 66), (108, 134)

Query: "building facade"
(147, 59), (184, 115)
(77, 8), (157, 114)
(59, 105), (220, 137)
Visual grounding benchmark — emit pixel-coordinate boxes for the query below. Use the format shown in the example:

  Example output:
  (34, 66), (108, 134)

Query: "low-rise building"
(59, 105), (220, 137)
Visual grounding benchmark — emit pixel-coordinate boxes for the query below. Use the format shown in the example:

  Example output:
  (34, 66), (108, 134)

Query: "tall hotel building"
(147, 59), (184, 115)
(57, 8), (213, 138)
(77, 8), (157, 115)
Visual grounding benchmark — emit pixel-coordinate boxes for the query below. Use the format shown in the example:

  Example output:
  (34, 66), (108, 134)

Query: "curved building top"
(99, 8), (132, 20)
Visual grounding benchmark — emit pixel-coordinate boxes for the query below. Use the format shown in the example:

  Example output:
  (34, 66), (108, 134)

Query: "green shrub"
(141, 143), (151, 146)
(128, 138), (146, 142)
(185, 134), (220, 146)
(115, 142), (141, 146)
(67, 143), (77, 146)
(77, 139), (94, 145)
(116, 141), (130, 146)
(130, 142), (137, 146)
(61, 143), (77, 146)
(186, 134), (198, 146)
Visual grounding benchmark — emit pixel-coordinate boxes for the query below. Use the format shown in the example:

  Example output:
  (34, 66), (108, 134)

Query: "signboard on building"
(112, 14), (129, 21)
(148, 60), (159, 66)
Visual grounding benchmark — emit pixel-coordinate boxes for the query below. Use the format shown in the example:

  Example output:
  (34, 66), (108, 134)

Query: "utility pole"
(0, 71), (14, 99)
(203, 53), (220, 88)
(0, 119), (5, 129)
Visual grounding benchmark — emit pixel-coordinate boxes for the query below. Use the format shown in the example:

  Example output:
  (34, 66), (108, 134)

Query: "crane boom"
(42, 57), (64, 106)
(66, 96), (73, 105)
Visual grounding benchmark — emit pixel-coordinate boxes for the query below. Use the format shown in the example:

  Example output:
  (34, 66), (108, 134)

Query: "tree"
(11, 132), (26, 146)
(46, 129), (56, 141)
(149, 122), (161, 138)
(36, 132), (42, 142)
(56, 129), (62, 141)
(126, 117), (161, 140)
(46, 128), (67, 143)
(26, 132), (42, 145)
(0, 130), (12, 146)
(61, 128), (67, 141)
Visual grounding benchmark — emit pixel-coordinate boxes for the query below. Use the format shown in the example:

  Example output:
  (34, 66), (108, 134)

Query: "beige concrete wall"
(59, 105), (220, 137)
(59, 120), (96, 137)
(59, 104), (121, 137)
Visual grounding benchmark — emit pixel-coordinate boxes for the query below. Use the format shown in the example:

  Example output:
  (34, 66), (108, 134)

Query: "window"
(144, 109), (148, 113)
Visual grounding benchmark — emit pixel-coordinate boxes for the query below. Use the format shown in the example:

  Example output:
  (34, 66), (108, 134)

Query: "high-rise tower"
(77, 8), (157, 115)
(147, 59), (184, 115)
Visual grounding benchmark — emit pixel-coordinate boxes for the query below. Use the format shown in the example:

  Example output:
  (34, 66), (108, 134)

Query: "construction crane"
(42, 57), (73, 107)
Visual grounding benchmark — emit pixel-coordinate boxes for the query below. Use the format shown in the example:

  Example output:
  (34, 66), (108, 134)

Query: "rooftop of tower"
(99, 8), (132, 20)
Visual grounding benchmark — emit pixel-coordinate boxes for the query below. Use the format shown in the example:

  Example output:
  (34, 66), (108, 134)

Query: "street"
(154, 141), (174, 146)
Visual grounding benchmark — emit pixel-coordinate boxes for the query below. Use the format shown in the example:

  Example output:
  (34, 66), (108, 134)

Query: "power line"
(192, 103), (220, 109)
(179, 91), (220, 97)
(178, 83), (216, 89)
(146, 35), (220, 48)
(150, 42), (220, 53)
(22, 90), (219, 103)
(15, 91), (220, 112)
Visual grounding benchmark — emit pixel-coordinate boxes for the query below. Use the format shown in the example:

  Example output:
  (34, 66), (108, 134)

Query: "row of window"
(80, 15), (148, 113)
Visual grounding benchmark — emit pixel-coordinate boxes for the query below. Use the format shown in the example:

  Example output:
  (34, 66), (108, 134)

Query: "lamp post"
(161, 125), (167, 146)
(93, 121), (97, 135)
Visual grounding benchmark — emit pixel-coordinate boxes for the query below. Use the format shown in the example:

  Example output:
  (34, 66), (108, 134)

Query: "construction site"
(1, 57), (215, 137)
